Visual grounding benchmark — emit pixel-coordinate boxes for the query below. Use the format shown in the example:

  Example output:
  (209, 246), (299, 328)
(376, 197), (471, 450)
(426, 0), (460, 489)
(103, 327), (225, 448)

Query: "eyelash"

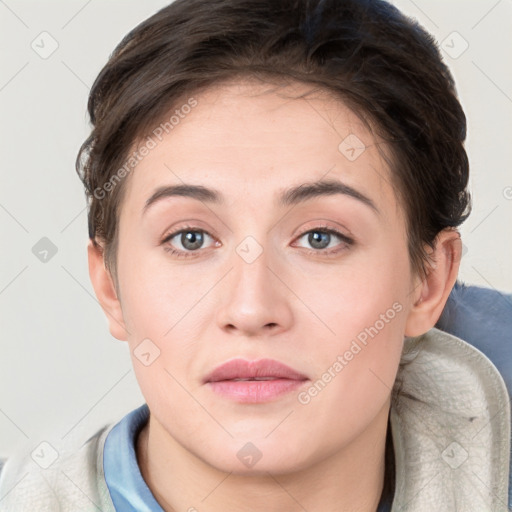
(161, 224), (354, 259)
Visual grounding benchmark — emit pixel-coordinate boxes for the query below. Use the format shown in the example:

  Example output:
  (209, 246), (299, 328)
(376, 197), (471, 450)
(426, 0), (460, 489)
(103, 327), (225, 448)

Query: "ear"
(87, 239), (129, 341)
(405, 228), (462, 337)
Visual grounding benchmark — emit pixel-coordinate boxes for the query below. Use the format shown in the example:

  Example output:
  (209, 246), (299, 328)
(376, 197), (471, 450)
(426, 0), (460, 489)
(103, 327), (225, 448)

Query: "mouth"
(204, 358), (309, 403)
(228, 377), (280, 381)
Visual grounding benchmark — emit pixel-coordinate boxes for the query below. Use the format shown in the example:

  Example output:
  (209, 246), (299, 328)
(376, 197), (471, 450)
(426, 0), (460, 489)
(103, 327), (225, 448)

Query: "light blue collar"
(103, 403), (164, 511)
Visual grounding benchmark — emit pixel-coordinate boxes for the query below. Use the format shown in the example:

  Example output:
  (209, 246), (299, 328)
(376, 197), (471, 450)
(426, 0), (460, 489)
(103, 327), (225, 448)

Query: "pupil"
(309, 231), (329, 249)
(182, 231), (203, 250)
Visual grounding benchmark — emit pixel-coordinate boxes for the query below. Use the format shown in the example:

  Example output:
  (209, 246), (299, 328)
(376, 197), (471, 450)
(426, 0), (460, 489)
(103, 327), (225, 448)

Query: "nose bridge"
(215, 231), (293, 335)
(233, 234), (272, 298)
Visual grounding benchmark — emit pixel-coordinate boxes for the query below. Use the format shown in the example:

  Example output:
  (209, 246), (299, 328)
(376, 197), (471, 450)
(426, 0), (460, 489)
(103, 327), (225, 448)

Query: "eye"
(161, 224), (354, 259)
(161, 227), (218, 258)
(293, 226), (354, 255)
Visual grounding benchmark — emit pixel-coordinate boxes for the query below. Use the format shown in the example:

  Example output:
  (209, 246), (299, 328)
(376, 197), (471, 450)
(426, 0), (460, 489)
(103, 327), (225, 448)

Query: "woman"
(0, 0), (509, 510)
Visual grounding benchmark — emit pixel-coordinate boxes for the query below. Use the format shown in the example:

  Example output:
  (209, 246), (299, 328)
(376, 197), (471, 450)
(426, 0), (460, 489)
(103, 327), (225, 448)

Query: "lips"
(203, 358), (309, 403)
(204, 358), (308, 383)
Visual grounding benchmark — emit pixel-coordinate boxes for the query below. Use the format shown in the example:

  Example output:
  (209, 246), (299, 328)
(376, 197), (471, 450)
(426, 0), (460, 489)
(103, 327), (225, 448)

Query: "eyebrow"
(279, 179), (378, 213)
(142, 179), (379, 215)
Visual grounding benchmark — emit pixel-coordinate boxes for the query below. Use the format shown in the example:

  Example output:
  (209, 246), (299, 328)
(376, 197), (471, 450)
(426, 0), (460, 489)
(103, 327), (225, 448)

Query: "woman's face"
(115, 80), (418, 474)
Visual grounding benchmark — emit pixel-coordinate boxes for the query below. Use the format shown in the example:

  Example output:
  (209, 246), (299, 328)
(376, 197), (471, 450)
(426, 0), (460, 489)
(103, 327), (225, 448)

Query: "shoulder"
(436, 280), (512, 391)
(0, 424), (116, 512)
(391, 327), (511, 511)
(438, 280), (512, 327)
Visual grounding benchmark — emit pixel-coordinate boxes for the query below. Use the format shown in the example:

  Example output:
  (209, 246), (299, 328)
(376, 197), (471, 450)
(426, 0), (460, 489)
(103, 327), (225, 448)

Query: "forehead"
(122, 80), (400, 220)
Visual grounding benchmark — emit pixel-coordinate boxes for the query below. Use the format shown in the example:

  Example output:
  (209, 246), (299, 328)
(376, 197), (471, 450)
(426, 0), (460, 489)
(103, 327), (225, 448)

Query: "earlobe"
(87, 239), (129, 341)
(404, 229), (462, 337)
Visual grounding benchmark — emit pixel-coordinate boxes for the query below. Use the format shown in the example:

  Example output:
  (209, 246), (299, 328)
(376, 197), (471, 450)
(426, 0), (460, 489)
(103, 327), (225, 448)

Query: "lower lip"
(207, 379), (308, 403)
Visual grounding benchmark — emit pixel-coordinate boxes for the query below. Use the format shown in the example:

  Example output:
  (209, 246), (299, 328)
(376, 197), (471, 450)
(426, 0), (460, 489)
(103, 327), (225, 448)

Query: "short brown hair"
(76, 0), (471, 285)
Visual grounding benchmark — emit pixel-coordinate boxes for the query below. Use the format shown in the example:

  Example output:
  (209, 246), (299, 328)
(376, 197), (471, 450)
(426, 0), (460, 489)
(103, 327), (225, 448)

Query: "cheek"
(292, 231), (410, 343)
(298, 297), (405, 441)
(116, 243), (214, 401)
(294, 239), (409, 425)
(117, 238), (207, 338)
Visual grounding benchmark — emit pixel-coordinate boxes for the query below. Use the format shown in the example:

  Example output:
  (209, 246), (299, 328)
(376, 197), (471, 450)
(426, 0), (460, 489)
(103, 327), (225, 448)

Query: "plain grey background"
(1, 0), (511, 462)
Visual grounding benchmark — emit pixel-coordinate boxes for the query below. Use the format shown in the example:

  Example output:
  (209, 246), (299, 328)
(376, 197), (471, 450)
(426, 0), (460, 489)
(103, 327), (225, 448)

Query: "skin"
(88, 79), (462, 512)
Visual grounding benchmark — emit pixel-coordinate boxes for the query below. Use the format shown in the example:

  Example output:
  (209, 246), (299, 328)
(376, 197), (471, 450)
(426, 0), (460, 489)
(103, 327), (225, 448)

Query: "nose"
(215, 240), (294, 338)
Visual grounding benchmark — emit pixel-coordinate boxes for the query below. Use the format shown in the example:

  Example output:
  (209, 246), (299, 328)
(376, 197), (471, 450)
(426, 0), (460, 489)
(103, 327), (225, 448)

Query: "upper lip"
(204, 358), (309, 383)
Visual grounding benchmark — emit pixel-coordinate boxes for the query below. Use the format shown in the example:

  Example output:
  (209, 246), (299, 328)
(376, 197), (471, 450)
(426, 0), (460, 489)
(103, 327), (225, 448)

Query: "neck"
(136, 401), (390, 512)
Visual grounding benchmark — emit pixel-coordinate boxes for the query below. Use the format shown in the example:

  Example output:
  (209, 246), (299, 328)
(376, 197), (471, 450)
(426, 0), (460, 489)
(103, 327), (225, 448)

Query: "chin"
(197, 437), (315, 476)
